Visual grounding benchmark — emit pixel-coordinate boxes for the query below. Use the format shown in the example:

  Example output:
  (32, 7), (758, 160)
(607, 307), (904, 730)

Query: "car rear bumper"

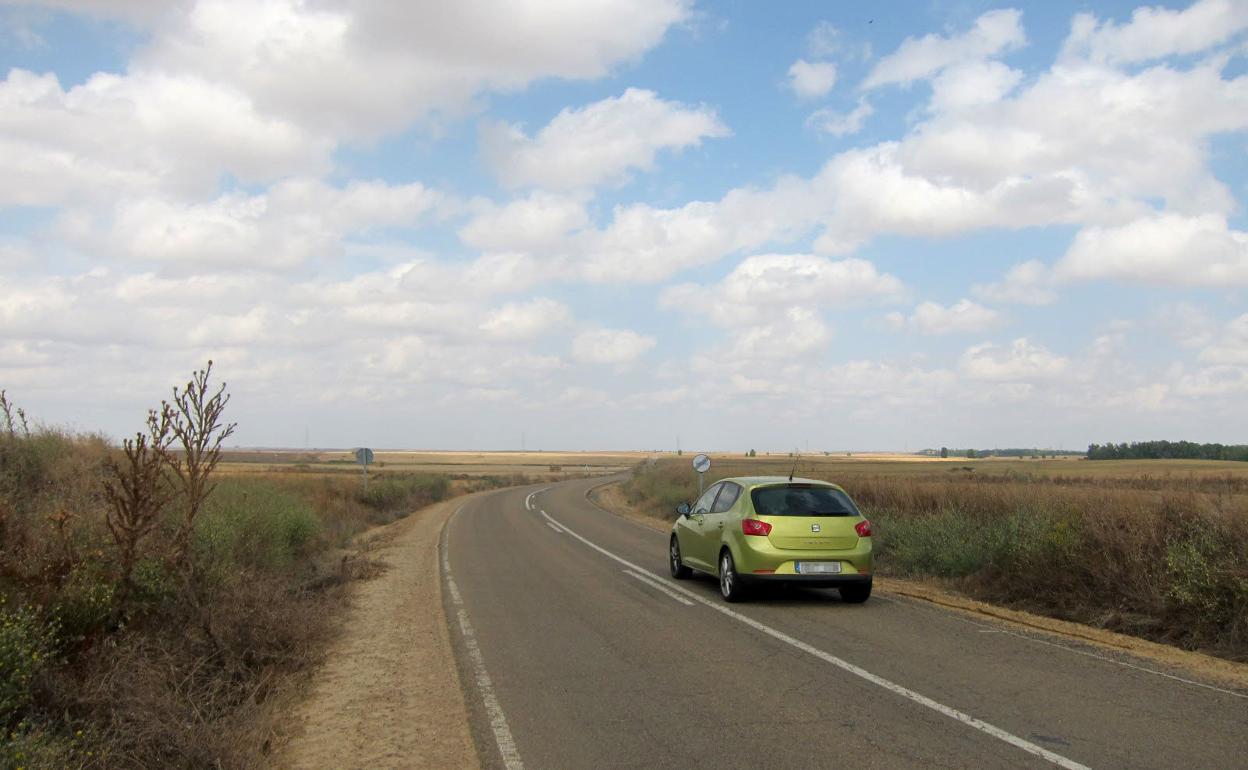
(740, 573), (872, 588)
(734, 535), (873, 576)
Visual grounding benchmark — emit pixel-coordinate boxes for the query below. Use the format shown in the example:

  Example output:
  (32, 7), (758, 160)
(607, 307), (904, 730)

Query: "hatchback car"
(669, 476), (873, 603)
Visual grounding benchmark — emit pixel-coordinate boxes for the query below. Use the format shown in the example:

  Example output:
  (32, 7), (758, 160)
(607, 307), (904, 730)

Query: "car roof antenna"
(789, 448), (800, 482)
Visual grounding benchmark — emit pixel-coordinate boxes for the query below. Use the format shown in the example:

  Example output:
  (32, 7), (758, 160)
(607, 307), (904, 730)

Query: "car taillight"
(855, 519), (873, 537)
(742, 519), (772, 536)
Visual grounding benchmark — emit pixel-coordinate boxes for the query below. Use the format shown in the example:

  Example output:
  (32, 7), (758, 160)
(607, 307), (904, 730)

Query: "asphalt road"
(442, 477), (1248, 770)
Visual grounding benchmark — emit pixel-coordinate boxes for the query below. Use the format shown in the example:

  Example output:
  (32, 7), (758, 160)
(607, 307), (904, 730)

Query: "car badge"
(811, 523), (821, 533)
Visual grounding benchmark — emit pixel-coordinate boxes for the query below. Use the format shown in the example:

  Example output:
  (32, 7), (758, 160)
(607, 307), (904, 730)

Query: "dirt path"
(274, 497), (479, 770)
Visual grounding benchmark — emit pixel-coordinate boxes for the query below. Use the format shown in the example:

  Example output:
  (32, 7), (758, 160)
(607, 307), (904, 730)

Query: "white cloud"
(863, 9), (1025, 89)
(661, 253), (906, 328)
(0, 68), (332, 205)
(887, 299), (1000, 335)
(576, 176), (823, 282)
(728, 308), (831, 359)
(459, 192), (590, 255)
(482, 88), (728, 191)
(1157, 303), (1219, 349)
(137, 0), (692, 140)
(1056, 213), (1248, 286)
(1199, 313), (1248, 364)
(788, 59), (838, 98)
(807, 98), (874, 136)
(1, 0), (692, 208)
(1061, 0), (1248, 65)
(69, 178), (442, 269)
(477, 298), (570, 342)
(960, 338), (1070, 381)
(928, 60), (1023, 111)
(971, 260), (1057, 306)
(1172, 364), (1248, 396)
(571, 328), (656, 365)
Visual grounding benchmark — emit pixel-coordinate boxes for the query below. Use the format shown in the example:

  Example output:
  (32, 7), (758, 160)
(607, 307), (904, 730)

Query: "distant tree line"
(921, 448), (1083, 459)
(1086, 441), (1248, 462)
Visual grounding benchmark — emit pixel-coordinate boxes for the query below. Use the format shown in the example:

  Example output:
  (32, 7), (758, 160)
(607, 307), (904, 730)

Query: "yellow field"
(670, 452), (1248, 480)
(217, 449), (1248, 482)
(217, 449), (654, 477)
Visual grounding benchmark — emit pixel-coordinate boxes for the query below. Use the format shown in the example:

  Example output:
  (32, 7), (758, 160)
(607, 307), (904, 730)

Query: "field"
(621, 454), (1248, 662)
(216, 449), (645, 478)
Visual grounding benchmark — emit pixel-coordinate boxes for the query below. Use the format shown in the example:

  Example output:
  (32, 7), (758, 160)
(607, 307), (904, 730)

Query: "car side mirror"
(676, 502), (691, 517)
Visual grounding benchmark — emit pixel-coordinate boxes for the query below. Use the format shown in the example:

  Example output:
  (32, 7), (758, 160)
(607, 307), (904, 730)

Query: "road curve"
(442, 477), (1248, 770)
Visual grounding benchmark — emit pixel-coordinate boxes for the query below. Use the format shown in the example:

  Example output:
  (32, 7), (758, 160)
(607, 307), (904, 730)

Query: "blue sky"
(1, 0), (1246, 452)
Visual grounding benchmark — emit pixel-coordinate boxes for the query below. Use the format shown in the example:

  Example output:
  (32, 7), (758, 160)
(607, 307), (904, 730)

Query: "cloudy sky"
(1, 0), (1246, 452)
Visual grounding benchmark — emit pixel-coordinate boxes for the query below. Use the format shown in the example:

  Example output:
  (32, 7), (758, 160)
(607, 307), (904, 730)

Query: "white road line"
(898, 596), (1248, 700)
(545, 521), (564, 534)
(443, 507), (524, 770)
(524, 487), (550, 512)
(623, 569), (695, 606)
(539, 510), (1090, 770)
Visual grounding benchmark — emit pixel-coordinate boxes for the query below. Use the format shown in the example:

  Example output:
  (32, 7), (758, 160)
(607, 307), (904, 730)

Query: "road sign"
(355, 447), (373, 492)
(693, 453), (711, 496)
(693, 453), (711, 473)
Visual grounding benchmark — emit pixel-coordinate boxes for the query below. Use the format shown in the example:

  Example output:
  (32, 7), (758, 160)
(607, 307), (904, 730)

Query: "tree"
(966, 448), (978, 459)
(940, 446), (949, 458)
(104, 416), (174, 608)
(161, 361), (237, 572)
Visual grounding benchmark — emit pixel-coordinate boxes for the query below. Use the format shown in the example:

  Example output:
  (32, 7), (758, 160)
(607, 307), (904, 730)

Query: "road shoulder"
(272, 497), (480, 770)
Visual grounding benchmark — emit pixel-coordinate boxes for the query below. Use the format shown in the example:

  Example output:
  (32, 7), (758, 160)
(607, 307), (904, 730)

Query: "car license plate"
(796, 561), (842, 574)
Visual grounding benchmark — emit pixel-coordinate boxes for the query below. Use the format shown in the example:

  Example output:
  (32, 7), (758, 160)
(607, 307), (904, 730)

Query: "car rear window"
(750, 484), (860, 517)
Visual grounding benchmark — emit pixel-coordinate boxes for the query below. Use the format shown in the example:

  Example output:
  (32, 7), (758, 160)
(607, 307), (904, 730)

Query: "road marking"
(546, 521), (564, 534)
(539, 510), (1090, 770)
(524, 487), (550, 512)
(443, 507), (525, 770)
(623, 569), (694, 606)
(899, 597), (1247, 700)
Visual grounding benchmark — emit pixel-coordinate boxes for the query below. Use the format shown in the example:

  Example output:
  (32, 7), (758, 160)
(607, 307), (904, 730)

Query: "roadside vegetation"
(622, 456), (1248, 662)
(0, 367), (495, 768)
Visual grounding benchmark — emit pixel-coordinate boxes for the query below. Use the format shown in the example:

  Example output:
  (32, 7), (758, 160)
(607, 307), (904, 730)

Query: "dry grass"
(623, 456), (1248, 661)
(0, 426), (557, 767)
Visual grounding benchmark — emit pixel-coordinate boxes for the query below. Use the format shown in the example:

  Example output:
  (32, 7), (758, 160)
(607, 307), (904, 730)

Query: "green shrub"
(50, 567), (114, 644)
(196, 479), (320, 573)
(1165, 532), (1248, 635)
(356, 474), (449, 515)
(0, 601), (58, 728)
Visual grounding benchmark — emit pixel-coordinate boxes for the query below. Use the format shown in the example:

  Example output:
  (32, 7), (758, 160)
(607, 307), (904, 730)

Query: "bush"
(355, 474), (450, 517)
(197, 478), (321, 573)
(0, 601), (58, 728)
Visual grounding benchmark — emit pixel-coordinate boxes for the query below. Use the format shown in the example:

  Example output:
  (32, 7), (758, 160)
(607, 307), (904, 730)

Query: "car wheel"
(719, 549), (746, 603)
(669, 536), (691, 579)
(839, 580), (872, 604)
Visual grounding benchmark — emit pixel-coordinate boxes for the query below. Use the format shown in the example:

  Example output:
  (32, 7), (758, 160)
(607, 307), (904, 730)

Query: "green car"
(669, 476), (873, 603)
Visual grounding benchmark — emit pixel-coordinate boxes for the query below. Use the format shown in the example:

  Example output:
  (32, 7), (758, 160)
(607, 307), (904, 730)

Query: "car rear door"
(703, 481), (743, 560)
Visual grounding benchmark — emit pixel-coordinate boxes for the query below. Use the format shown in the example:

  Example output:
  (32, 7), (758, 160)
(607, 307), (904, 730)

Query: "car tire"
(839, 580), (872, 604)
(719, 549), (746, 603)
(669, 536), (692, 579)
